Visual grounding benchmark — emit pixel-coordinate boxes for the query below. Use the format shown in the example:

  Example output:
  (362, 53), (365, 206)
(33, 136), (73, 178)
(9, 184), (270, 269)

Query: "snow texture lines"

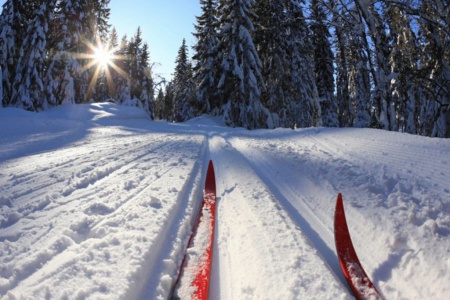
(0, 120), (207, 298)
(208, 134), (350, 300)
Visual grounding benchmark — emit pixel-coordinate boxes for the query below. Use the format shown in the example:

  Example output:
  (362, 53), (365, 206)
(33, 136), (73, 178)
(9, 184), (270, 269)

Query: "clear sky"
(109, 0), (201, 81)
(0, 0), (201, 81)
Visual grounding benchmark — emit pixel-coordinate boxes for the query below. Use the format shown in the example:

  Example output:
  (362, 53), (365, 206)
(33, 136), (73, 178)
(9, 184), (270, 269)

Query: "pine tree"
(0, 0), (28, 107)
(253, 0), (291, 128)
(216, 0), (270, 129)
(154, 87), (165, 120)
(103, 27), (119, 99)
(309, 0), (338, 127)
(12, 1), (55, 111)
(127, 27), (143, 100)
(353, 0), (393, 130)
(285, 0), (321, 128)
(94, 0), (111, 42)
(45, 0), (98, 105)
(172, 39), (194, 122)
(0, 65), (3, 107)
(115, 35), (132, 103)
(163, 82), (175, 121)
(387, 4), (420, 134)
(193, 0), (219, 115)
(138, 42), (155, 118)
(91, 0), (111, 102)
(416, 0), (450, 137)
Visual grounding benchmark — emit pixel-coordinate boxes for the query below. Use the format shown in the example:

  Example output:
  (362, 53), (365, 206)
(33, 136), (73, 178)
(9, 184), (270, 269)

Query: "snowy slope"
(0, 103), (449, 299)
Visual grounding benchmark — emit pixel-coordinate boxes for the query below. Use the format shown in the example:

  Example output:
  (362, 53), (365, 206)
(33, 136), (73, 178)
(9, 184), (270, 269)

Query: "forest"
(1, 0), (449, 137)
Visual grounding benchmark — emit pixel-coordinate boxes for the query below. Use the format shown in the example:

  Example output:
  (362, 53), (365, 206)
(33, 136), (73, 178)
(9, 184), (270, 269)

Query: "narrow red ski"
(334, 193), (383, 300)
(172, 160), (216, 300)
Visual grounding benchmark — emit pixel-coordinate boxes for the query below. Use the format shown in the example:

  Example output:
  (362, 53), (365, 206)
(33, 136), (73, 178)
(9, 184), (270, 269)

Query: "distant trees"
(1, 0), (449, 137)
(0, 0), (154, 117)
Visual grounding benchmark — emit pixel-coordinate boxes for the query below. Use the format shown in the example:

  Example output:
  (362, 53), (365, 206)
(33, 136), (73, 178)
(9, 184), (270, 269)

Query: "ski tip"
(205, 160), (216, 194)
(336, 193), (343, 208)
(208, 159), (214, 170)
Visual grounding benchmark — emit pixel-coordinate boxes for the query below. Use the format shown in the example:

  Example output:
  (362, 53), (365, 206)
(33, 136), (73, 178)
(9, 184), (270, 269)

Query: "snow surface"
(0, 103), (449, 300)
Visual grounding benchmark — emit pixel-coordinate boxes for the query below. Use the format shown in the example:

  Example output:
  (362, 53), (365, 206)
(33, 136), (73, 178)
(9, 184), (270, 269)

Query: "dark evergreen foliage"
(0, 0), (448, 136)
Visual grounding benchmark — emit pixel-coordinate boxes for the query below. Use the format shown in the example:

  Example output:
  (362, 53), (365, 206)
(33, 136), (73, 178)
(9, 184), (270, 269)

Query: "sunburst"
(77, 37), (129, 101)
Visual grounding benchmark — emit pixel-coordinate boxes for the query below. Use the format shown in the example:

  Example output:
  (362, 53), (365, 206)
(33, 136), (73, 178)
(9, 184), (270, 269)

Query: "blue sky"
(109, 0), (201, 80)
(0, 0), (201, 81)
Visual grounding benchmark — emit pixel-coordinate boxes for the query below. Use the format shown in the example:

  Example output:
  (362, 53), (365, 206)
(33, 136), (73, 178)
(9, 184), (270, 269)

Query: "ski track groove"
(224, 135), (350, 291)
(0, 140), (170, 229)
(0, 133), (206, 296)
(209, 134), (351, 299)
(123, 138), (208, 300)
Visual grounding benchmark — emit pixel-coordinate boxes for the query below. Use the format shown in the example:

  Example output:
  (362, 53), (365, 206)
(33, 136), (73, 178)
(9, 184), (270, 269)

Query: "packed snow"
(0, 103), (449, 300)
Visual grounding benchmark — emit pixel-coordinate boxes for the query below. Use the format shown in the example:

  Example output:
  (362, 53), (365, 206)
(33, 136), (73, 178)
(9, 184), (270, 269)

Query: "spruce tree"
(253, 0), (290, 128)
(193, 0), (219, 115)
(12, 1), (56, 111)
(416, 0), (450, 137)
(164, 82), (175, 121)
(0, 0), (27, 107)
(45, 0), (97, 105)
(172, 39), (194, 122)
(154, 87), (165, 120)
(216, 0), (270, 129)
(138, 42), (155, 118)
(0, 65), (2, 106)
(127, 27), (143, 100)
(309, 0), (338, 127)
(387, 5), (419, 134)
(285, 0), (321, 128)
(115, 35), (132, 103)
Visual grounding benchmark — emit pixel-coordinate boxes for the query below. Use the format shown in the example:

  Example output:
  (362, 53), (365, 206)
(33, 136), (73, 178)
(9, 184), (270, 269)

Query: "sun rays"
(75, 37), (129, 100)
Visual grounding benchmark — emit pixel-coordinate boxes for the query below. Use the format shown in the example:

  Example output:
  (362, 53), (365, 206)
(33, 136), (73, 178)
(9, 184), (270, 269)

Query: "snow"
(0, 103), (449, 299)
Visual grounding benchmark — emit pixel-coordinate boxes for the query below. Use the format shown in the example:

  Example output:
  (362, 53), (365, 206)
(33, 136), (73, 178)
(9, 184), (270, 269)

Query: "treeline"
(0, 0), (154, 116)
(1, 1), (449, 137)
(156, 0), (449, 136)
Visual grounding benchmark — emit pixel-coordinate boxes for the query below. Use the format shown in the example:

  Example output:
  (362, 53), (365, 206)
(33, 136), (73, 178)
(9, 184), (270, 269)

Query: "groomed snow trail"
(208, 133), (351, 299)
(1, 104), (449, 299)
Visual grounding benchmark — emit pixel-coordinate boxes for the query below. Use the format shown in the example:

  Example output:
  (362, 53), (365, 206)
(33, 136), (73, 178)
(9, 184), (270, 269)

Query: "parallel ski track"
(0, 133), (207, 296)
(1, 135), (178, 227)
(224, 135), (349, 290)
(209, 134), (351, 299)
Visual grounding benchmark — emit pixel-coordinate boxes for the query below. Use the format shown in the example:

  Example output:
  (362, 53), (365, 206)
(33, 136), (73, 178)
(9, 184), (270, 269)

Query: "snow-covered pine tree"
(329, 0), (350, 128)
(345, 6), (372, 128)
(104, 27), (119, 99)
(12, 1), (56, 111)
(387, 4), (420, 134)
(353, 0), (393, 130)
(138, 42), (155, 118)
(309, 0), (338, 127)
(0, 0), (27, 107)
(416, 0), (450, 137)
(127, 27), (143, 101)
(253, 0), (291, 128)
(93, 0), (111, 42)
(163, 82), (175, 121)
(193, 0), (219, 115)
(172, 39), (195, 122)
(91, 0), (112, 102)
(0, 65), (2, 107)
(114, 35), (131, 103)
(45, 0), (97, 105)
(216, 0), (271, 129)
(285, 0), (321, 128)
(154, 87), (165, 120)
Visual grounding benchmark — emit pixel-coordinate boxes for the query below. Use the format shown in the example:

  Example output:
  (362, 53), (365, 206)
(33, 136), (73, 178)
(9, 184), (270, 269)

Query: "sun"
(93, 44), (113, 69)
(76, 37), (129, 100)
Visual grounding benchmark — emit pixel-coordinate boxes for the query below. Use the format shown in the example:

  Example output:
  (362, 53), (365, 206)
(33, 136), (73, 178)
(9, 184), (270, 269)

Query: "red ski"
(334, 193), (383, 300)
(172, 160), (217, 300)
